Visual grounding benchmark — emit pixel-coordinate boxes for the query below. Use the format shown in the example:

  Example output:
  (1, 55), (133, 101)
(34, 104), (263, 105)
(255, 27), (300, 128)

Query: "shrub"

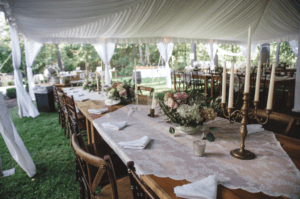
(6, 88), (16, 98)
(8, 81), (14, 86)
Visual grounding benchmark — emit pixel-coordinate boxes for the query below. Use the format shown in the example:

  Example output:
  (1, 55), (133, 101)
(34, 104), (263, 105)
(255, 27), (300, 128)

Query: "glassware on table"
(193, 140), (206, 157)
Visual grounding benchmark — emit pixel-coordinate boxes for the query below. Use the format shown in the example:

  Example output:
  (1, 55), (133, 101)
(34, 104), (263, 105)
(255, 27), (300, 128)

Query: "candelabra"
(221, 93), (272, 160)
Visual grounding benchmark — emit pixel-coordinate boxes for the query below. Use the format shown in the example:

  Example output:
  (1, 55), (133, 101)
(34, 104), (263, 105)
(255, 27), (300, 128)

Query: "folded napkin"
(118, 136), (151, 149)
(72, 90), (78, 93)
(65, 87), (74, 91)
(88, 108), (108, 114)
(102, 121), (127, 130)
(246, 124), (265, 134)
(78, 93), (84, 97)
(76, 97), (89, 101)
(174, 175), (218, 199)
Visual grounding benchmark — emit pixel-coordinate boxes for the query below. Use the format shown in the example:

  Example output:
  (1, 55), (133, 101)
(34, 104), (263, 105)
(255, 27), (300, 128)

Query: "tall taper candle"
(101, 62), (104, 91)
(228, 61), (235, 108)
(221, 61), (227, 103)
(152, 91), (155, 109)
(135, 65), (138, 98)
(266, 63), (276, 109)
(244, 26), (251, 93)
(254, 60), (262, 101)
(96, 74), (99, 91)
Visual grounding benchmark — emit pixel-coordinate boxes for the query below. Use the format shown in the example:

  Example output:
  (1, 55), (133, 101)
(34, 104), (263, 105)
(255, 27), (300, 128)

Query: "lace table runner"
(93, 104), (300, 198)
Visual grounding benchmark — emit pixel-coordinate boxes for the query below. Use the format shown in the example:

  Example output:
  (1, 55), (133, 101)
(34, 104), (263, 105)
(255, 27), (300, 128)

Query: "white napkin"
(174, 175), (218, 199)
(102, 121), (127, 130)
(64, 87), (74, 91)
(72, 90), (78, 93)
(88, 108), (108, 114)
(246, 124), (265, 134)
(76, 97), (89, 101)
(118, 136), (151, 149)
(78, 93), (84, 97)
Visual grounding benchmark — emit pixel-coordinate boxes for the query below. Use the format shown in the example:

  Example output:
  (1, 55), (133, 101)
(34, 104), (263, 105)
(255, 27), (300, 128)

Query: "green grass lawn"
(0, 103), (79, 199)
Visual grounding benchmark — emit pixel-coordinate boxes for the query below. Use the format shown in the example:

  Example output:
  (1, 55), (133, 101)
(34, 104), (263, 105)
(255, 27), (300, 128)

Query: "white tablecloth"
(93, 105), (300, 199)
(62, 87), (108, 101)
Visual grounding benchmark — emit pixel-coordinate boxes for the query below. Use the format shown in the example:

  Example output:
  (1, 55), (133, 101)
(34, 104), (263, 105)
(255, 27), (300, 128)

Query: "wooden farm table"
(74, 98), (300, 199)
(173, 72), (221, 98)
(261, 77), (295, 109)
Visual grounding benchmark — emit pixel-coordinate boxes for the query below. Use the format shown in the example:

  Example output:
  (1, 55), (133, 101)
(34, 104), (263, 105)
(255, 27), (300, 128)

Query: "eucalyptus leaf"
(206, 132), (215, 142)
(169, 127), (175, 134)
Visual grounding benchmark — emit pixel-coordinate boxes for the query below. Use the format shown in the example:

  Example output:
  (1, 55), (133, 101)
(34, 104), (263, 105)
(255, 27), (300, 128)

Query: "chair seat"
(98, 176), (133, 199)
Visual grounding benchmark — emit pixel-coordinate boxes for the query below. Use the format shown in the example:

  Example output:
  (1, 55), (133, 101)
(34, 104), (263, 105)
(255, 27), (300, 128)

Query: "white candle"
(228, 61), (235, 108)
(96, 74), (99, 91)
(134, 65), (138, 97)
(221, 61), (227, 103)
(101, 62), (104, 91)
(254, 60), (262, 101)
(151, 91), (155, 109)
(244, 26), (251, 93)
(266, 63), (276, 110)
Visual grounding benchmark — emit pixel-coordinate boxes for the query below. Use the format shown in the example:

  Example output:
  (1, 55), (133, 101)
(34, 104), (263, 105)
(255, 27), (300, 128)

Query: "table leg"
(210, 76), (214, 98)
(287, 81), (295, 108)
(204, 77), (208, 96)
(86, 118), (91, 144)
(115, 72), (117, 78)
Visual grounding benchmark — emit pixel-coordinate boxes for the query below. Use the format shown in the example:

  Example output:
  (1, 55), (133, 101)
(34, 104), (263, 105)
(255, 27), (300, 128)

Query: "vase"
(174, 123), (207, 137)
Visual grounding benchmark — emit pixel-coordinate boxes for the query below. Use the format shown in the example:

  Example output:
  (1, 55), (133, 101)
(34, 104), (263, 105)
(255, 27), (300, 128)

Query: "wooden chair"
(63, 94), (86, 133)
(191, 71), (204, 91)
(72, 132), (132, 199)
(127, 161), (159, 199)
(53, 86), (68, 136)
(137, 86), (154, 103)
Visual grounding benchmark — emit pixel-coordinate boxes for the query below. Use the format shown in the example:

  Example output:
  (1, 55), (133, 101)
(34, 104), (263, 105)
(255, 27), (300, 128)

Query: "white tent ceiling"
(1, 0), (299, 44)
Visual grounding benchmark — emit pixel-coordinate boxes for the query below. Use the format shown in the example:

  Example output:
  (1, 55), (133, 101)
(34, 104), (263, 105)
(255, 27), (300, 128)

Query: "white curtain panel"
(24, 40), (43, 101)
(291, 37), (300, 112)
(0, 92), (36, 177)
(206, 43), (218, 70)
(157, 41), (174, 88)
(10, 26), (39, 118)
(2, 0), (299, 44)
(93, 42), (116, 85)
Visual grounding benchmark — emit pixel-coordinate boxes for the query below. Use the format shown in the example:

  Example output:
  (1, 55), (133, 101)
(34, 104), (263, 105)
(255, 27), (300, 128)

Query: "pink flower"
(166, 97), (179, 109)
(174, 92), (188, 104)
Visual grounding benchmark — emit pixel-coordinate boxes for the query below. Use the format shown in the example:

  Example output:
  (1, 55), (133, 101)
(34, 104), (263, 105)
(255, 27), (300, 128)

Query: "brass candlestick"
(221, 93), (272, 160)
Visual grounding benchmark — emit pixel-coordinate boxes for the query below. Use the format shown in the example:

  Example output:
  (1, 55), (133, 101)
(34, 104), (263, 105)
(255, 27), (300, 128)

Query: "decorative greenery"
(169, 127), (175, 134)
(206, 132), (215, 142)
(7, 81), (14, 86)
(82, 76), (99, 92)
(106, 81), (134, 100)
(6, 88), (16, 98)
(158, 90), (219, 126)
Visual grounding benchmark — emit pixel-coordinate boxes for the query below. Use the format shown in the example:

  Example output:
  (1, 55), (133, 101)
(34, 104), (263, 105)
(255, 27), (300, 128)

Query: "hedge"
(8, 81), (14, 86)
(6, 88), (16, 98)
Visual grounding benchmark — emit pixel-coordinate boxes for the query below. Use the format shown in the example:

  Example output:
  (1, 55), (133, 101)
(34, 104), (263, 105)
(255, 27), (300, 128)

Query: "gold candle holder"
(221, 93), (272, 160)
(148, 109), (155, 117)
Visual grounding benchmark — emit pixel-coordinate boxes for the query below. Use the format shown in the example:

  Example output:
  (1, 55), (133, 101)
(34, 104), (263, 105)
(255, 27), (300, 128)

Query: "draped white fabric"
(2, 0), (299, 44)
(0, 92), (36, 177)
(217, 47), (243, 57)
(24, 40), (43, 101)
(206, 43), (218, 70)
(291, 37), (300, 112)
(10, 26), (39, 118)
(157, 41), (174, 88)
(93, 42), (116, 85)
(241, 43), (258, 59)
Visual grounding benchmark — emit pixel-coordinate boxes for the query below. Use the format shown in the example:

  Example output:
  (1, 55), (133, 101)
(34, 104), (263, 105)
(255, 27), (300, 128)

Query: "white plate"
(105, 99), (121, 106)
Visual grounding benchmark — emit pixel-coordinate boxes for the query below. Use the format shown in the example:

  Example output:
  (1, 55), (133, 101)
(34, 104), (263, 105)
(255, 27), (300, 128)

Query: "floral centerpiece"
(82, 76), (100, 92)
(158, 90), (221, 134)
(106, 81), (134, 101)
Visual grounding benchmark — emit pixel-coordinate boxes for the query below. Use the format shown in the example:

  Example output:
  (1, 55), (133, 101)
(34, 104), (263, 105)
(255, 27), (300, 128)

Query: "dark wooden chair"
(72, 132), (132, 199)
(53, 86), (68, 136)
(191, 71), (204, 91)
(127, 161), (159, 199)
(63, 94), (86, 133)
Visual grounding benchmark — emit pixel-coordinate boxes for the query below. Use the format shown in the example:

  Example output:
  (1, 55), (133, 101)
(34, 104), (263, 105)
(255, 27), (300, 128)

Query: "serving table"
(62, 87), (300, 198)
